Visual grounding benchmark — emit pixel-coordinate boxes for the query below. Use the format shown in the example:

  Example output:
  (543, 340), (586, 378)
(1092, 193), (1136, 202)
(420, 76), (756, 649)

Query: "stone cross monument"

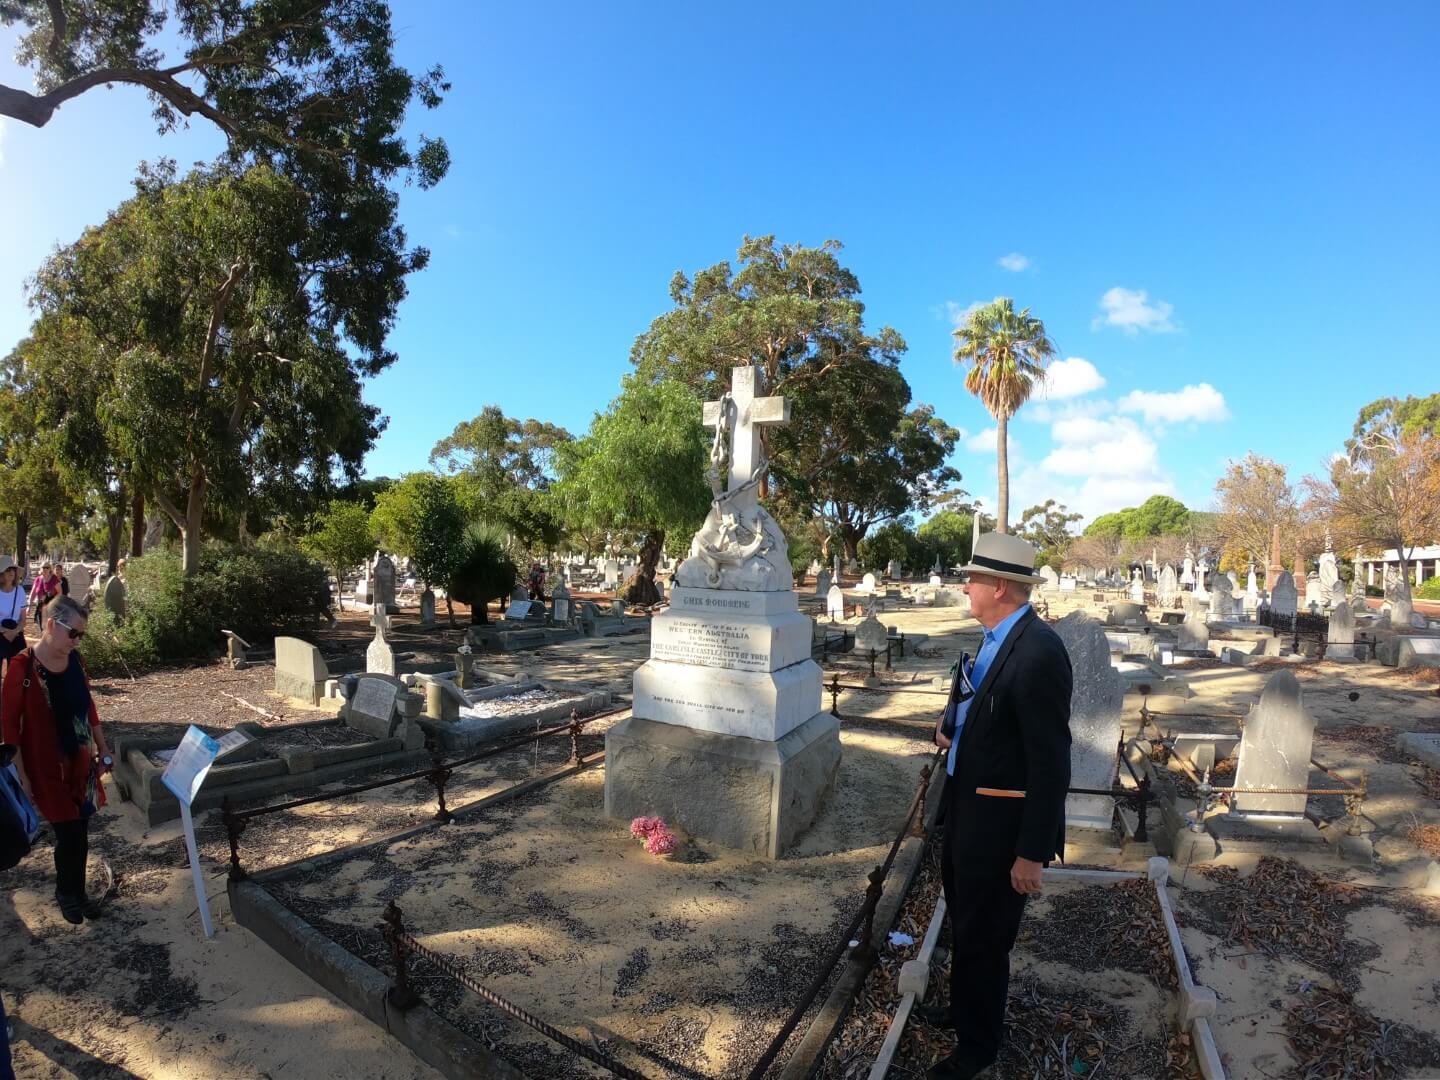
(606, 366), (841, 858)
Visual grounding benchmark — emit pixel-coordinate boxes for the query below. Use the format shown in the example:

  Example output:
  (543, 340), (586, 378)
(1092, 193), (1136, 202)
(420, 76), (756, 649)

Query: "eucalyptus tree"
(952, 298), (1057, 532)
(28, 163), (383, 575)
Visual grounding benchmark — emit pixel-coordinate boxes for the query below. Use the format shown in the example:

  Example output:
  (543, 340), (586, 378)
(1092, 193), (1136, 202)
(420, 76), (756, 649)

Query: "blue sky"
(3, 2), (1437, 525)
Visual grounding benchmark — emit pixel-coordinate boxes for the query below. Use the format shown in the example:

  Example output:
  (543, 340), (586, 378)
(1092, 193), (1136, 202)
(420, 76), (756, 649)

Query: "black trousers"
(941, 846), (1028, 1068)
(52, 817), (90, 899)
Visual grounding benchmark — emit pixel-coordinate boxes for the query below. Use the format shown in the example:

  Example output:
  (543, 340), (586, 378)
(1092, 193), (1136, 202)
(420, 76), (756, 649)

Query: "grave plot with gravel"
(244, 720), (936, 1078)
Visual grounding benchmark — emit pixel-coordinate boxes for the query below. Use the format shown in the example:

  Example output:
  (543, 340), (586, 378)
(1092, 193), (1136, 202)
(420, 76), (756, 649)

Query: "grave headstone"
(814, 569), (832, 597)
(603, 559), (620, 588)
(1304, 573), (1324, 612)
(1232, 670), (1314, 817)
(1271, 571), (1298, 618)
(373, 553), (397, 614)
(855, 613), (889, 657)
(346, 675), (402, 739)
(1129, 570), (1145, 604)
(419, 589), (436, 628)
(504, 598), (534, 622)
(275, 637), (329, 706)
(858, 572), (877, 594)
(1059, 575), (1077, 592)
(354, 560), (372, 604)
(1054, 611), (1124, 831)
(1157, 565), (1179, 606)
(826, 584), (845, 621)
(1327, 603), (1356, 659)
(1181, 548), (1195, 587)
(886, 559), (902, 581)
(551, 582), (572, 624)
(1039, 565), (1060, 592)
(66, 564), (92, 603)
(1244, 563), (1259, 614)
(1319, 547), (1340, 600)
(103, 574), (127, 619)
(455, 647), (475, 689)
(366, 605), (396, 676)
(1209, 574), (1234, 619)
(929, 574), (943, 587)
(1394, 638), (1440, 670)
(1176, 594), (1210, 652)
(1105, 601), (1147, 627)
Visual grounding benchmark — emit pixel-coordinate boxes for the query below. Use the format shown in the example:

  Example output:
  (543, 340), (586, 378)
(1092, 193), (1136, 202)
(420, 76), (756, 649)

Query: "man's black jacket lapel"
(958, 607), (1038, 756)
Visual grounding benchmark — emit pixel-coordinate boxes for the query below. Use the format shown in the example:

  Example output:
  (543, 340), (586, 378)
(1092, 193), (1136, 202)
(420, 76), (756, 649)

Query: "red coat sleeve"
(1, 652), (26, 745)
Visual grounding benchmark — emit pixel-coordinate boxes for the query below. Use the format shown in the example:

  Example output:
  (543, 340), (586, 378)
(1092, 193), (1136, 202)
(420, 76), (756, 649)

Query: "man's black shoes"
(56, 893), (84, 925)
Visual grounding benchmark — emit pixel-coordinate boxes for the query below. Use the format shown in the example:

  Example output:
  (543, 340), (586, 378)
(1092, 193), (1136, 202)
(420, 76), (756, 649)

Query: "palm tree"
(952, 298), (1056, 533)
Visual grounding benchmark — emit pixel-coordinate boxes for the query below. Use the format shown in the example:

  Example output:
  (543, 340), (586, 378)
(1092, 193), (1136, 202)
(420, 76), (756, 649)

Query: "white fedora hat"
(959, 532), (1047, 585)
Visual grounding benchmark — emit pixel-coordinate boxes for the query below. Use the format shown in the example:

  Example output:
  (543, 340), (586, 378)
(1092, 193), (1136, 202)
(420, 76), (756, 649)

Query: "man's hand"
(934, 716), (951, 750)
(1010, 856), (1043, 895)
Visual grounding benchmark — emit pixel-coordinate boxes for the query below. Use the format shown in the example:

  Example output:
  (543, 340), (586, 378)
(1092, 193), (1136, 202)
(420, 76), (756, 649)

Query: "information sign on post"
(161, 725), (247, 938)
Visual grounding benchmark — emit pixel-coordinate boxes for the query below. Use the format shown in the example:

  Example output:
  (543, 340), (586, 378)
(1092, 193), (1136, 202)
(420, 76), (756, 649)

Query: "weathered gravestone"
(354, 560), (372, 604)
(814, 569), (832, 597)
(1209, 574), (1234, 619)
(1304, 573), (1324, 612)
(1129, 569), (1145, 604)
(1039, 565), (1060, 592)
(886, 559), (902, 581)
(1244, 564), (1260, 614)
(1105, 601), (1147, 627)
(603, 559), (620, 588)
(343, 674), (423, 749)
(1157, 565), (1179, 607)
(551, 582), (572, 625)
(1327, 603), (1356, 659)
(929, 574), (944, 587)
(504, 599), (534, 622)
(858, 572), (877, 594)
(1054, 611), (1124, 831)
(1388, 637), (1440, 670)
(1270, 571), (1298, 618)
(1231, 669), (1313, 817)
(103, 574), (127, 619)
(1177, 594), (1210, 652)
(275, 637), (329, 706)
(373, 553), (397, 614)
(66, 565), (92, 603)
(419, 589), (436, 628)
(826, 583), (845, 621)
(366, 606), (396, 676)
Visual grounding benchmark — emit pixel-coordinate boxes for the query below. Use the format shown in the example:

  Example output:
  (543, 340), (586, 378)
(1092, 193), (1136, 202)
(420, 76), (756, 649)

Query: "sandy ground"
(6, 588), (1440, 1078)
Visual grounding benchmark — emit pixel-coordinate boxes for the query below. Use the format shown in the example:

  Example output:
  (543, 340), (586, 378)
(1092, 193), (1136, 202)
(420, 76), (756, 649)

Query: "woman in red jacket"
(0, 595), (111, 924)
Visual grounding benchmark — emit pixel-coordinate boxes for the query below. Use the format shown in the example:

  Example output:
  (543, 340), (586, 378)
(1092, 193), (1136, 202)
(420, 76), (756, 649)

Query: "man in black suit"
(926, 533), (1073, 1080)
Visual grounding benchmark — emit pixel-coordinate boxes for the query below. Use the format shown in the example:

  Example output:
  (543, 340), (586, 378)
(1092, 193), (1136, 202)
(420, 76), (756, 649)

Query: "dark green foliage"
(447, 523), (518, 625)
(301, 500), (375, 585)
(857, 521), (924, 572)
(80, 544), (330, 672)
(917, 509), (980, 570)
(408, 475), (464, 590)
(1084, 495), (1192, 541)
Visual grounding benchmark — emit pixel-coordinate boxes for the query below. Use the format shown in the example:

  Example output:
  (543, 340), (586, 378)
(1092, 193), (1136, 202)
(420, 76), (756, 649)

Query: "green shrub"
(1416, 577), (1440, 601)
(448, 523), (518, 624)
(80, 543), (330, 673)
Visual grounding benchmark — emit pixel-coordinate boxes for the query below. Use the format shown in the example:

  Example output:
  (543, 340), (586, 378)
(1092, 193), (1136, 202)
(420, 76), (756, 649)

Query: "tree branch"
(45, 0), (67, 63)
(0, 66), (241, 133)
(151, 490), (187, 532)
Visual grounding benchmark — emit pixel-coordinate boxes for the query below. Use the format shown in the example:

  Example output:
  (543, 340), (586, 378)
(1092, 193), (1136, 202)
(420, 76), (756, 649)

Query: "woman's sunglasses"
(53, 617), (85, 641)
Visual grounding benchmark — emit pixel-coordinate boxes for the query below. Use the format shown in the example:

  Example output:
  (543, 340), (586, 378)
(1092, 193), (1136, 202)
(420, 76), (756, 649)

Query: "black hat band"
(971, 554), (1036, 577)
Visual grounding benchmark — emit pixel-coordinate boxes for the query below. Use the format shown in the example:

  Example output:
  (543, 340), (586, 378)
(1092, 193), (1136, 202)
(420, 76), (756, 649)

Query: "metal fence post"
(221, 796), (247, 881)
(381, 901), (420, 1010)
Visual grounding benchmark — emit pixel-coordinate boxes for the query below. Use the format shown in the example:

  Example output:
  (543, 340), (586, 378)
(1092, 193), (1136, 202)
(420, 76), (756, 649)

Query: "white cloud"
(1041, 416), (1163, 479)
(965, 428), (998, 452)
(1117, 382), (1230, 424)
(941, 299), (987, 327)
(1093, 286), (1176, 334)
(1024, 396), (1113, 425)
(1039, 357), (1105, 401)
(997, 252), (1030, 272)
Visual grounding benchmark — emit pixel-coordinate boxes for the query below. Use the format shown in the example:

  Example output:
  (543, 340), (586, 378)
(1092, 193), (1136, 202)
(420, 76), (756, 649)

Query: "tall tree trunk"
(15, 514), (28, 570)
(626, 529), (665, 605)
(996, 413), (1010, 534)
(130, 491), (145, 557)
(182, 472), (206, 576)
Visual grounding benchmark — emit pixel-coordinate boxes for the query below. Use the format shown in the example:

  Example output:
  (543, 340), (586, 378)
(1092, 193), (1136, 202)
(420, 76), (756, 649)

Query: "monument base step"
(1209, 812), (1327, 852)
(604, 712), (841, 859)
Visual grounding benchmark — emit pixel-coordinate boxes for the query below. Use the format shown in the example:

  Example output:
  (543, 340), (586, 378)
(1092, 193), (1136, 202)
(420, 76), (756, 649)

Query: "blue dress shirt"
(946, 604), (1032, 777)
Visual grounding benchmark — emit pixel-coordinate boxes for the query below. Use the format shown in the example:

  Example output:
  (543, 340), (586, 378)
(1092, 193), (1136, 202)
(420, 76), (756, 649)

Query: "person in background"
(527, 562), (546, 602)
(0, 596), (111, 924)
(0, 558), (28, 677)
(26, 564), (64, 629)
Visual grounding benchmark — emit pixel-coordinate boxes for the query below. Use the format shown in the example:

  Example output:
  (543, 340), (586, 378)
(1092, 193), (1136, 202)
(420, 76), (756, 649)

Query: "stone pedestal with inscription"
(604, 366), (841, 858)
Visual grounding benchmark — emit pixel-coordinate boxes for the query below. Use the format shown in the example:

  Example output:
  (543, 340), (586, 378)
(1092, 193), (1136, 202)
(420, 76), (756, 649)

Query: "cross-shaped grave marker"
(702, 365), (791, 494)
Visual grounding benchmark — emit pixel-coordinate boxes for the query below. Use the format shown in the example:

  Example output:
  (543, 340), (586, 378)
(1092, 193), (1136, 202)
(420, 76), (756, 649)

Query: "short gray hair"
(45, 594), (88, 625)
